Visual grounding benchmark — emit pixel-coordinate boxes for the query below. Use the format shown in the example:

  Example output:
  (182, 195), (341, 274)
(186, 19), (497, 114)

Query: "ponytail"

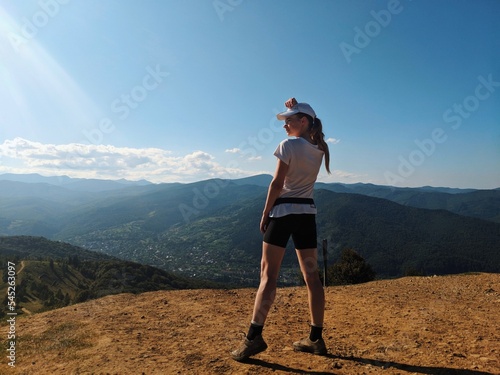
(298, 114), (331, 174)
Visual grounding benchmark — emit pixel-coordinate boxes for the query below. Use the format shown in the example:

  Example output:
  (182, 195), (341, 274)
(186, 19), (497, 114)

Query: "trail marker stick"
(322, 239), (328, 287)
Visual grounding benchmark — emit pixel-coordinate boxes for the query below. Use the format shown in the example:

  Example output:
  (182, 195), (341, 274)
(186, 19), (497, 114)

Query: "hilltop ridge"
(6, 273), (499, 374)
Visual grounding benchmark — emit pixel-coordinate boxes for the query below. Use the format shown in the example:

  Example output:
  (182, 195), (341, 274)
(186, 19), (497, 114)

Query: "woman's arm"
(260, 158), (288, 233)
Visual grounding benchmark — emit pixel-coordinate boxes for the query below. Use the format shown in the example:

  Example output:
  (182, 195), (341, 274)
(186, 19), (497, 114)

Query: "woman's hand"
(260, 213), (270, 234)
(285, 97), (298, 109)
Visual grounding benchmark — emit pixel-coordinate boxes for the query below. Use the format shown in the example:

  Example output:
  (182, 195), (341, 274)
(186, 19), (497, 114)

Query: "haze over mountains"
(1, 173), (499, 286)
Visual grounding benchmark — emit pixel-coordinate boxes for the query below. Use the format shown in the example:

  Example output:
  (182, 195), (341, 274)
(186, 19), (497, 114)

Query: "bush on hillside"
(327, 248), (376, 286)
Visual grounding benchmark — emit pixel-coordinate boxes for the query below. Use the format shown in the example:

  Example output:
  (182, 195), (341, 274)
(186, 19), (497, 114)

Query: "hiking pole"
(322, 239), (328, 287)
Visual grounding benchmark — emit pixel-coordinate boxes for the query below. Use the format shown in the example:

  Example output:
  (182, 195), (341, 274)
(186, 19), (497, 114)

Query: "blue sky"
(0, 0), (499, 188)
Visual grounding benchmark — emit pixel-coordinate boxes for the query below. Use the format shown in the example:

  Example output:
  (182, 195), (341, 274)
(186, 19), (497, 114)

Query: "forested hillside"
(0, 236), (220, 315)
(52, 187), (499, 285)
(0, 175), (499, 287)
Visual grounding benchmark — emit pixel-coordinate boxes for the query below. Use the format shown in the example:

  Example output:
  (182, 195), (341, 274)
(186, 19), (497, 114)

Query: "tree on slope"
(328, 248), (376, 286)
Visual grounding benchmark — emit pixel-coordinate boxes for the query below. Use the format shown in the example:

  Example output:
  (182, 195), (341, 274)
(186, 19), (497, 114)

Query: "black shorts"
(263, 214), (317, 250)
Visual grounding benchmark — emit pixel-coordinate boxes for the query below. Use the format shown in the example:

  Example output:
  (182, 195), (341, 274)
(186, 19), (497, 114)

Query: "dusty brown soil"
(3, 273), (499, 374)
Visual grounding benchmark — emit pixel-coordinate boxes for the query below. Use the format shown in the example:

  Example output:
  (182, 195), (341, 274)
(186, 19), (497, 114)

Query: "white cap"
(276, 102), (316, 121)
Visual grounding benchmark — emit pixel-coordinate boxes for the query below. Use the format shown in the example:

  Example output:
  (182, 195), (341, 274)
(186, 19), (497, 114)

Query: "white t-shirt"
(269, 137), (324, 218)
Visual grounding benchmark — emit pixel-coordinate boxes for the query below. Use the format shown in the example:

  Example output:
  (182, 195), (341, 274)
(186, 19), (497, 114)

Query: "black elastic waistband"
(274, 197), (315, 206)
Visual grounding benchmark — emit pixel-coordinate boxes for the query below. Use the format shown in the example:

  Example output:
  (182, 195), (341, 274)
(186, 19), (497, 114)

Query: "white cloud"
(317, 169), (363, 183)
(326, 138), (340, 144)
(0, 138), (255, 183)
(225, 147), (262, 161)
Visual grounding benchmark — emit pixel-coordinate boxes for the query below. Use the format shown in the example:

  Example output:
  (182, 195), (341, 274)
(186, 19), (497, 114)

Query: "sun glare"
(0, 6), (101, 140)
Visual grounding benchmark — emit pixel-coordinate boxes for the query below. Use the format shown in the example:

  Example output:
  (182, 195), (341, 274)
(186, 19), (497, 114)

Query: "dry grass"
(3, 273), (499, 374)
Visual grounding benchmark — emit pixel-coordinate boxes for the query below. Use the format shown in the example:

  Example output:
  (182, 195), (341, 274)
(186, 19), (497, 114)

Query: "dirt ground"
(3, 273), (499, 375)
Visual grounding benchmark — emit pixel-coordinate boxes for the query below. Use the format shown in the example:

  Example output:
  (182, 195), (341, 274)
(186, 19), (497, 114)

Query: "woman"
(231, 97), (331, 361)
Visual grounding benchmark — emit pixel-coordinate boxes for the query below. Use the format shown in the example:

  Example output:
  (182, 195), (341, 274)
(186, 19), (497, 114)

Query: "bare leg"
(232, 244), (283, 361)
(251, 242), (286, 325)
(296, 248), (325, 326)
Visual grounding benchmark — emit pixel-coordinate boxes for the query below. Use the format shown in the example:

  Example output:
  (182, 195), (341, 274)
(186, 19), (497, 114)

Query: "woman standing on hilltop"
(231, 97), (331, 361)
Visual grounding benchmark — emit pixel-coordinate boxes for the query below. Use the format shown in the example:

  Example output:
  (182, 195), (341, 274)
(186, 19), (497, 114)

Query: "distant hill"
(316, 182), (500, 223)
(0, 175), (499, 286)
(316, 181), (479, 195)
(0, 173), (152, 192)
(48, 184), (500, 284)
(223, 174), (500, 223)
(232, 174), (273, 187)
(0, 179), (180, 237)
(2, 172), (498, 222)
(0, 236), (221, 315)
(314, 190), (500, 277)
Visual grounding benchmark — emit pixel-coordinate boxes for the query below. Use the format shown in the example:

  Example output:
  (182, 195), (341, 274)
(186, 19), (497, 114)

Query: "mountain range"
(1, 173), (499, 286)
